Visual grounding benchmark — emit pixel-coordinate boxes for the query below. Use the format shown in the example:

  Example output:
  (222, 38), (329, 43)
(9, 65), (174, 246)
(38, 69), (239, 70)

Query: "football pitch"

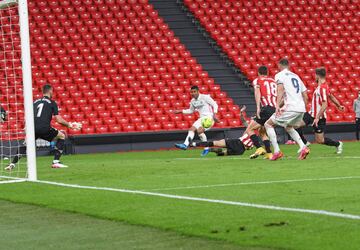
(0, 142), (360, 250)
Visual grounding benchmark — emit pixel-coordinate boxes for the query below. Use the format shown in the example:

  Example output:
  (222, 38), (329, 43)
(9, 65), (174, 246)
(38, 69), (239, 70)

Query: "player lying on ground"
(245, 65), (276, 159)
(5, 84), (82, 170)
(295, 67), (344, 154)
(191, 106), (269, 157)
(239, 105), (272, 159)
(173, 85), (219, 153)
(265, 58), (310, 161)
(190, 131), (256, 156)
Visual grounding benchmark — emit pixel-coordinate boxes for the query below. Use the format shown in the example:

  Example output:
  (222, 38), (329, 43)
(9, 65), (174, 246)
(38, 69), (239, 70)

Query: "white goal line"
(0, 179), (25, 184)
(21, 179), (360, 221)
(146, 176), (360, 191)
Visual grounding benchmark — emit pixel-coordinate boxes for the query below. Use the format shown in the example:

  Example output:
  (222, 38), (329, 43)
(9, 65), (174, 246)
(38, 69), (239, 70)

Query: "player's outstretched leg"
(52, 131), (68, 168)
(265, 121), (283, 161)
(175, 127), (196, 150)
(315, 133), (343, 154)
(246, 120), (266, 159)
(5, 145), (26, 170)
(259, 129), (273, 159)
(286, 127), (310, 160)
(324, 138), (343, 154)
(198, 128), (210, 156)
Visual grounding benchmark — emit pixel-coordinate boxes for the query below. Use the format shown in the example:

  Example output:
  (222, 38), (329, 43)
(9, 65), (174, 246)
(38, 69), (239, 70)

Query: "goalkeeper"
(6, 84), (81, 169)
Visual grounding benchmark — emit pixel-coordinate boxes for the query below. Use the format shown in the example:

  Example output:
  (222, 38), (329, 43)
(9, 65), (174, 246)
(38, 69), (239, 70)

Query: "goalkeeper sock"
(54, 139), (65, 161)
(263, 140), (272, 153)
(324, 138), (340, 147)
(250, 134), (262, 148)
(196, 141), (214, 147)
(11, 145), (26, 164)
(184, 131), (195, 146)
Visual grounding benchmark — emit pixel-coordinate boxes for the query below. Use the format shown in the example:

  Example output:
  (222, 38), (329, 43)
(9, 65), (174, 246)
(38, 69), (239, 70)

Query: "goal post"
(0, 0), (36, 181)
(18, 0), (36, 181)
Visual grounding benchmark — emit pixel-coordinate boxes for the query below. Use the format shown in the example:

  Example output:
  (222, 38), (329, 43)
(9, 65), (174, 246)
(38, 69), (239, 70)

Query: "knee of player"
(197, 128), (205, 134)
(284, 127), (293, 133)
(189, 126), (196, 132)
(264, 121), (272, 129)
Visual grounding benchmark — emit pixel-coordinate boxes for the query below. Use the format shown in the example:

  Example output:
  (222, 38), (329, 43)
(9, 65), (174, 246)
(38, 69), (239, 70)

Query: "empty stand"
(184, 0), (359, 122)
(27, 0), (244, 135)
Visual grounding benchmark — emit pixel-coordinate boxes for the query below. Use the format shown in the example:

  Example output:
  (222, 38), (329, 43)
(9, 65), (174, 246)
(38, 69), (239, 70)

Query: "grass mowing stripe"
(30, 179), (360, 221)
(146, 176), (360, 191)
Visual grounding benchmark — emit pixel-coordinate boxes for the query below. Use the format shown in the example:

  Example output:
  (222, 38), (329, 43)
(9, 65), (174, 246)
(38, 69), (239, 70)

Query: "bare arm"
(254, 86), (261, 118)
(329, 93), (345, 111)
(276, 83), (285, 114)
(239, 105), (248, 127)
(55, 115), (71, 128)
(302, 91), (308, 108)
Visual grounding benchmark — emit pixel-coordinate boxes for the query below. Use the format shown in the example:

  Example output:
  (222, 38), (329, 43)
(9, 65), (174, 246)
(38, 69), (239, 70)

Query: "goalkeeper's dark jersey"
(33, 96), (58, 130)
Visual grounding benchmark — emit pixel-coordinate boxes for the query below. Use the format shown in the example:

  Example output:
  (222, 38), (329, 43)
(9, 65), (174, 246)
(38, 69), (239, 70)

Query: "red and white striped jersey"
(240, 133), (254, 150)
(310, 83), (330, 119)
(253, 76), (277, 107)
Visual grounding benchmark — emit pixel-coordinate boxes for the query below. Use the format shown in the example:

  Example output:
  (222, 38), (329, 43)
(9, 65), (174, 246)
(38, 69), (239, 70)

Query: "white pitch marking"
(175, 156), (360, 160)
(146, 176), (360, 191)
(0, 179), (26, 184)
(27, 179), (360, 221)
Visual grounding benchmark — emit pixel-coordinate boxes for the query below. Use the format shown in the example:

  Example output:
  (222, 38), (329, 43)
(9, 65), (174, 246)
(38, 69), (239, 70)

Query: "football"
(201, 117), (214, 129)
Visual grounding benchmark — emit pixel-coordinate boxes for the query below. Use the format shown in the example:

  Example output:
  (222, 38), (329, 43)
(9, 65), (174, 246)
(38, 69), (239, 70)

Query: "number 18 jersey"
(275, 69), (307, 113)
(253, 76), (277, 107)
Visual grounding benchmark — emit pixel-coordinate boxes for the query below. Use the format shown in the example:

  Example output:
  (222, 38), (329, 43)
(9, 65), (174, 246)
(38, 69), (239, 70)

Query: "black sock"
(196, 141), (213, 147)
(324, 138), (340, 147)
(263, 140), (272, 153)
(11, 145), (26, 164)
(54, 139), (65, 161)
(296, 128), (308, 144)
(216, 151), (226, 156)
(250, 134), (262, 148)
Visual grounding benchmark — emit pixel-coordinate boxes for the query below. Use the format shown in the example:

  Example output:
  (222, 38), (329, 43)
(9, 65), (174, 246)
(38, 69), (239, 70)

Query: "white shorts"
(270, 111), (304, 128)
(192, 116), (213, 131)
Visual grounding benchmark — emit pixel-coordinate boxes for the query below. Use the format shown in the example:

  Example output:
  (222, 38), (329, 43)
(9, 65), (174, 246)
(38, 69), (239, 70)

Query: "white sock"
(287, 128), (305, 149)
(265, 126), (280, 153)
(198, 133), (207, 142)
(184, 131), (195, 146)
(198, 133), (209, 150)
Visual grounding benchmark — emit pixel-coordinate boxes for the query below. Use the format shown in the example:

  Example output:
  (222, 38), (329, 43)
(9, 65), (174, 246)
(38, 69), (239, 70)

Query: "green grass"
(0, 142), (360, 250)
(0, 200), (245, 250)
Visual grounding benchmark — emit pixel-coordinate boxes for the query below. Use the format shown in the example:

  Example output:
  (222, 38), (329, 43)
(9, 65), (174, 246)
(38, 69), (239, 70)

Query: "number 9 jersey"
(34, 96), (59, 130)
(275, 68), (307, 113)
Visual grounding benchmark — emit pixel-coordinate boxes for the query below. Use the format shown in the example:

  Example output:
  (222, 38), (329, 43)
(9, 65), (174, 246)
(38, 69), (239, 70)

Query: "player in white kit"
(174, 86), (218, 152)
(264, 59), (310, 160)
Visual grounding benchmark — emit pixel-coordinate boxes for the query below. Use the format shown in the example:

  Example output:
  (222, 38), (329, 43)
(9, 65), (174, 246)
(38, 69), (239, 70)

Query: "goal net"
(0, 0), (36, 182)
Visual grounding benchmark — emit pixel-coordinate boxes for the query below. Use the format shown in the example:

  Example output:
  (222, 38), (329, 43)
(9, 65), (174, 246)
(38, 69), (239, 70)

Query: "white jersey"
(275, 69), (307, 113)
(183, 93), (218, 117)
